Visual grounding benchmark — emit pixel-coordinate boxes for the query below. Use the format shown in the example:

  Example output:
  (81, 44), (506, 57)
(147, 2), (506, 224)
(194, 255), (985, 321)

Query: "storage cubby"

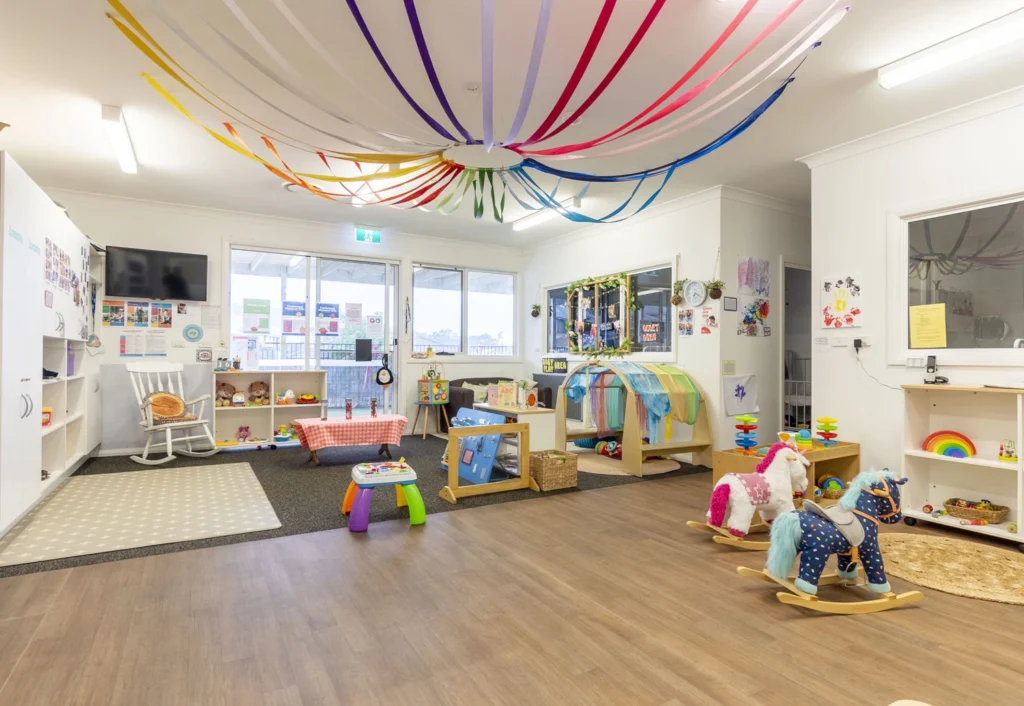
(42, 380), (66, 427)
(902, 385), (1023, 546)
(65, 414), (87, 470)
(43, 336), (66, 380)
(211, 370), (326, 448)
(41, 428), (66, 491)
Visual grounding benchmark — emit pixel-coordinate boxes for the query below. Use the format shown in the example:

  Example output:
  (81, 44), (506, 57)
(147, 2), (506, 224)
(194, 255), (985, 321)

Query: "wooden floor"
(0, 474), (1021, 706)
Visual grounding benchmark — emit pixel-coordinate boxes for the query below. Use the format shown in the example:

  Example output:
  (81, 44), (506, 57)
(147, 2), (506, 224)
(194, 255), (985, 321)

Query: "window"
(630, 266), (672, 352)
(547, 286), (568, 352)
(907, 200), (1024, 350)
(413, 265), (516, 356)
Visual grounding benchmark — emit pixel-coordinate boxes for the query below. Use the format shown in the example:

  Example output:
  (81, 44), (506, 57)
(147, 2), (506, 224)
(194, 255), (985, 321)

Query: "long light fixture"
(511, 195), (582, 232)
(101, 105), (138, 174)
(878, 8), (1024, 89)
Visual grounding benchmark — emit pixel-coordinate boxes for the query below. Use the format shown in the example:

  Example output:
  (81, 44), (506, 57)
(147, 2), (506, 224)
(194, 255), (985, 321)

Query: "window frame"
(413, 262), (518, 360)
(544, 261), (675, 362)
(886, 190), (1024, 367)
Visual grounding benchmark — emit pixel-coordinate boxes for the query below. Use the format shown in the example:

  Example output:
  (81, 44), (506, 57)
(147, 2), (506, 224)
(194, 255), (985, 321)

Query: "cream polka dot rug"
(0, 463), (280, 567)
(879, 533), (1024, 605)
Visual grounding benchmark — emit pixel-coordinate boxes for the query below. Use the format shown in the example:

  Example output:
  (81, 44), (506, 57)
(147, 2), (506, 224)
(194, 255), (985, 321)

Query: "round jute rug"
(879, 533), (1024, 605)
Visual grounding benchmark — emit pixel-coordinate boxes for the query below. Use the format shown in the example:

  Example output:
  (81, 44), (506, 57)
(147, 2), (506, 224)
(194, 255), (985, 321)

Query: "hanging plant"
(671, 279), (687, 306)
(706, 279), (726, 300)
(531, 304), (541, 318)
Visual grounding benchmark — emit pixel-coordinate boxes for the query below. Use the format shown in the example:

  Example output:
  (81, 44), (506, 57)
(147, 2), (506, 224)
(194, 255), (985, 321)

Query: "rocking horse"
(687, 439), (810, 551)
(738, 469), (924, 614)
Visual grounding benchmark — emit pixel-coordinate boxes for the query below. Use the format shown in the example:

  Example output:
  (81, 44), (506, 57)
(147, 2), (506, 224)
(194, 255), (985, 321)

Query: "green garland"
(563, 272), (638, 360)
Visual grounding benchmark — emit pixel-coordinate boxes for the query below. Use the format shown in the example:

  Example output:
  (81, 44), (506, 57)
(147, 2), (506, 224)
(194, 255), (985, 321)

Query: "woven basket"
(822, 489), (844, 500)
(943, 498), (1010, 523)
(529, 450), (578, 491)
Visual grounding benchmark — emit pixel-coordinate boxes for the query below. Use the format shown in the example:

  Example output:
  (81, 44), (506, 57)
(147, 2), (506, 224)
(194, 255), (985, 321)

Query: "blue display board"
(447, 408), (507, 485)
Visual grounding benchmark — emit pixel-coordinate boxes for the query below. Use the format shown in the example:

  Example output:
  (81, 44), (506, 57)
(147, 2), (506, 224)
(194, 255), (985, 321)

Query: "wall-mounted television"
(104, 246), (208, 301)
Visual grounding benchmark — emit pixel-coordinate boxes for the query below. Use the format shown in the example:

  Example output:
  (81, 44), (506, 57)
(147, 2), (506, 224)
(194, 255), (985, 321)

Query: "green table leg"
(402, 483), (426, 526)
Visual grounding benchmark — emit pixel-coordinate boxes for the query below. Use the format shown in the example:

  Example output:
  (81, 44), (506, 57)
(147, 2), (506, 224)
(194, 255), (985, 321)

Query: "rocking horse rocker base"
(686, 520), (771, 551)
(736, 566), (923, 615)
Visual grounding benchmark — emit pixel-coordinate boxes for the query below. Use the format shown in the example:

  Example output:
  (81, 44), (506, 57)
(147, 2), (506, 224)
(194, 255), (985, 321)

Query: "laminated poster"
(150, 302), (173, 328)
(345, 302), (363, 326)
(282, 300), (306, 335)
(316, 303), (340, 336)
(102, 300), (126, 327)
(127, 301), (150, 327)
(242, 299), (270, 335)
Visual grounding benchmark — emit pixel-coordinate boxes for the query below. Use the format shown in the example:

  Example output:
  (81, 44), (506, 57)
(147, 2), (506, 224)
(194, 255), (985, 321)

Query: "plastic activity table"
(342, 460), (426, 532)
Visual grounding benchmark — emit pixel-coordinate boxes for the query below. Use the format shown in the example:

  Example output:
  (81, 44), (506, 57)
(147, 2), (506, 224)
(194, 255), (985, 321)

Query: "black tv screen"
(105, 246), (208, 301)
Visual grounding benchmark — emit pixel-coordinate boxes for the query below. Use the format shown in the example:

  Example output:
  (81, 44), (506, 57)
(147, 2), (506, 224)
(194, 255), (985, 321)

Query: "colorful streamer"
(481, 0), (495, 150)
(502, 0), (552, 145)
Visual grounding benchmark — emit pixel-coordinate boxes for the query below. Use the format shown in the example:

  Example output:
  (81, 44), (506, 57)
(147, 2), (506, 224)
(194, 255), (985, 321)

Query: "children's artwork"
(282, 300), (306, 335)
(102, 300), (126, 326)
(821, 274), (862, 328)
(316, 303), (340, 336)
(737, 297), (770, 336)
(737, 257), (770, 297)
(127, 301), (150, 327)
(678, 308), (694, 336)
(723, 374), (759, 416)
(701, 306), (717, 334)
(242, 298), (270, 334)
(150, 302), (173, 328)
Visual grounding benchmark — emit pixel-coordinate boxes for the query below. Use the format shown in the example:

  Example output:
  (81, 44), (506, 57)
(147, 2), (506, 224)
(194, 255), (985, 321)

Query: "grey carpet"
(0, 436), (708, 577)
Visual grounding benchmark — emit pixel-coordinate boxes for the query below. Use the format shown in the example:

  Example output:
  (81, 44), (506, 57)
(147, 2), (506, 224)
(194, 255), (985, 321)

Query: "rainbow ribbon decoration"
(105, 0), (848, 222)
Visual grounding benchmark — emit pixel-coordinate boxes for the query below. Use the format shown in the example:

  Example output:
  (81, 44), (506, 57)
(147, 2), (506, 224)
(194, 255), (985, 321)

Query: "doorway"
(782, 265), (812, 430)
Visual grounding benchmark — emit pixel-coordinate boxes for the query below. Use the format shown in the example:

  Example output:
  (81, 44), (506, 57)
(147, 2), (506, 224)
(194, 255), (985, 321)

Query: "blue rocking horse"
(737, 470), (924, 614)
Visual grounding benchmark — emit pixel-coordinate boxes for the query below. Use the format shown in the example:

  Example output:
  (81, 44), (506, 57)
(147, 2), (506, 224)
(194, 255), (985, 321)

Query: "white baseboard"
(96, 446), (145, 457)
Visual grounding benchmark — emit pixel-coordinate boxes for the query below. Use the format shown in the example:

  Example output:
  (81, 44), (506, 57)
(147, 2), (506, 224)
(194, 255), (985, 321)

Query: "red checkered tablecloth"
(293, 415), (407, 452)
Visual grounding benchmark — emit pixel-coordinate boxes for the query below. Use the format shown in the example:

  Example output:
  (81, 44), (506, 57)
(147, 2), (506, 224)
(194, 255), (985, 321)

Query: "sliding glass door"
(230, 248), (399, 416)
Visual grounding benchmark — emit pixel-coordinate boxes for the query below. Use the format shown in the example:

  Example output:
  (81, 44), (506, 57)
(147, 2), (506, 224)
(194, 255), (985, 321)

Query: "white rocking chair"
(127, 362), (219, 465)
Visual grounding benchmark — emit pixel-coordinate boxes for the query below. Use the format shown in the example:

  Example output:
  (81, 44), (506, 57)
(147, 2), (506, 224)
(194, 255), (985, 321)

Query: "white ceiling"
(2, 0), (1024, 244)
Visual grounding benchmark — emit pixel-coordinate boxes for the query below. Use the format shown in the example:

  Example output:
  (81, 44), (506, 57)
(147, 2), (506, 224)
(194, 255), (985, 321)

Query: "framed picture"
(723, 296), (738, 312)
(196, 347), (213, 362)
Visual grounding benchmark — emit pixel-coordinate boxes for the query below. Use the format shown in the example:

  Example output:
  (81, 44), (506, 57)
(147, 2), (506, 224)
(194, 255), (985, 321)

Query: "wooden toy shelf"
(901, 385), (1023, 548)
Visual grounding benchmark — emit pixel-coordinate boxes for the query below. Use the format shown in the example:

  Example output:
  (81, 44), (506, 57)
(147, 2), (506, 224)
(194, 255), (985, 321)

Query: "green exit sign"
(355, 226), (381, 244)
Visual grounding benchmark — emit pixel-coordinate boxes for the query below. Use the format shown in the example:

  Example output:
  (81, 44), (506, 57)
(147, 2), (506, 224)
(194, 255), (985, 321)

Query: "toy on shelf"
(961, 519), (989, 526)
(231, 356), (241, 371)
(276, 389), (296, 405)
(236, 425), (250, 442)
(1008, 523), (1018, 534)
(734, 415), (758, 455)
(215, 382), (235, 407)
(921, 430), (976, 458)
(817, 474), (846, 500)
(248, 381), (271, 406)
(815, 417), (838, 447)
(274, 424), (291, 442)
(41, 406), (52, 426)
(999, 439), (1017, 463)
(296, 393), (319, 405)
(921, 504), (934, 514)
(231, 391), (246, 407)
(687, 442), (810, 551)
(739, 470), (923, 614)
(795, 429), (813, 453)
(939, 497), (1010, 524)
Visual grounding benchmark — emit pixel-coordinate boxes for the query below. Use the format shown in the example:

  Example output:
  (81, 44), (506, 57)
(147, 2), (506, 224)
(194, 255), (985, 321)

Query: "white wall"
(719, 191), (811, 442)
(48, 190), (526, 449)
(804, 89), (1024, 471)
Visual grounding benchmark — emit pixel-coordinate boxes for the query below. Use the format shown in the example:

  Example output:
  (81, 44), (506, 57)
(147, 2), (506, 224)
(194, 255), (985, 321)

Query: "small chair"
(126, 362), (218, 465)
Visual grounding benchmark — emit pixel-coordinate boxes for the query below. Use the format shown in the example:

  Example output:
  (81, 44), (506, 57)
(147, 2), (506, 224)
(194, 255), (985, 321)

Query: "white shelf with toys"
(901, 385), (1023, 548)
(212, 369), (327, 447)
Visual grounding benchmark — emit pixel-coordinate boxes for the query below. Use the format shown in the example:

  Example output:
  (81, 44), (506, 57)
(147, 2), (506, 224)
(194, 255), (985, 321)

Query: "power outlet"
(857, 336), (871, 347)
(831, 337), (849, 347)
(906, 357), (926, 368)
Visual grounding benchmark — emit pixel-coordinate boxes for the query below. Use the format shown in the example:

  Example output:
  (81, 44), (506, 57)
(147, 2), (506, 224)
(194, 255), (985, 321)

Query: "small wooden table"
(411, 403), (449, 439)
(293, 415), (407, 465)
(713, 440), (861, 492)
(471, 403), (557, 451)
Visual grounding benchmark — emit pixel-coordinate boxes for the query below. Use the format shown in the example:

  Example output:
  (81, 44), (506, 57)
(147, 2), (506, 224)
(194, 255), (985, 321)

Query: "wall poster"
(242, 298), (271, 334)
(821, 274), (862, 328)
(316, 303), (340, 336)
(737, 257), (771, 297)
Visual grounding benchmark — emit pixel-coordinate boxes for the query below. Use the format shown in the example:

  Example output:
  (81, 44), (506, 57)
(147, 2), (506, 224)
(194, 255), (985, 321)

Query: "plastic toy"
(1008, 523), (1018, 534)
(342, 458), (426, 532)
(756, 446), (769, 456)
(999, 439), (1017, 462)
(274, 424), (291, 442)
(734, 415), (758, 455)
(296, 393), (319, 405)
(815, 417), (838, 447)
(813, 487), (823, 499)
(960, 519), (990, 526)
(921, 430), (976, 458)
(41, 406), (52, 426)
(248, 381), (271, 406)
(215, 382), (235, 407)
(922, 504), (934, 514)
(739, 470), (924, 614)
(276, 389), (296, 405)
(795, 429), (813, 452)
(687, 442), (810, 551)
(595, 439), (622, 460)
(231, 391), (246, 407)
(236, 425), (250, 442)
(818, 475), (846, 492)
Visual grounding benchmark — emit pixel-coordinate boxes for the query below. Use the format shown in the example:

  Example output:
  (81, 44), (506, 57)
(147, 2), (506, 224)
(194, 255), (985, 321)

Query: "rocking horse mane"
(838, 469), (899, 510)
(754, 443), (788, 474)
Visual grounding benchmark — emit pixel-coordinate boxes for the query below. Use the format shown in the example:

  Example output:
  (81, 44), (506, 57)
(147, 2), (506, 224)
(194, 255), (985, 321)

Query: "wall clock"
(684, 280), (707, 307)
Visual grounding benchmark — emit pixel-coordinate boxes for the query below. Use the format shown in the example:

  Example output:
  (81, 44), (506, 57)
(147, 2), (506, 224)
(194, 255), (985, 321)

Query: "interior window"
(630, 266), (672, 352)
(547, 286), (568, 353)
(908, 201), (1024, 349)
(467, 271), (514, 356)
(413, 266), (463, 353)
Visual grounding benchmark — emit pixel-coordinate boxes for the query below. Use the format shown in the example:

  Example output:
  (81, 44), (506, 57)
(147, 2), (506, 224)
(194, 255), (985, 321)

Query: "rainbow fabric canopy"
(921, 431), (976, 458)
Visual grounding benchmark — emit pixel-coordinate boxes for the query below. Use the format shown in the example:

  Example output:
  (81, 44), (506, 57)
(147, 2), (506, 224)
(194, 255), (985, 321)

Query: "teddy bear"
(248, 380), (271, 406)
(236, 425), (250, 442)
(215, 381), (235, 407)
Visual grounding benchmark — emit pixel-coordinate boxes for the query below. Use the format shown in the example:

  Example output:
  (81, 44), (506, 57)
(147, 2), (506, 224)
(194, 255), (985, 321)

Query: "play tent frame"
(555, 361), (713, 477)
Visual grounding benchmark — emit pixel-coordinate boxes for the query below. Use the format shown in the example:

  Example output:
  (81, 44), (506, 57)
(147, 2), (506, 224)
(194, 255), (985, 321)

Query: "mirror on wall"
(565, 275), (631, 356)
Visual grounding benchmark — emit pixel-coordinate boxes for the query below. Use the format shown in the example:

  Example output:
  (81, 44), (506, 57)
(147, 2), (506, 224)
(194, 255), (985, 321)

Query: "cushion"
(152, 414), (197, 426)
(461, 383), (491, 403)
(147, 392), (186, 419)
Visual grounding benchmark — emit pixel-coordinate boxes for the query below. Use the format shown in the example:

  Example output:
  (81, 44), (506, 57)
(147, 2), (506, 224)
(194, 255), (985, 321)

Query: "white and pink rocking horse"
(687, 435), (810, 550)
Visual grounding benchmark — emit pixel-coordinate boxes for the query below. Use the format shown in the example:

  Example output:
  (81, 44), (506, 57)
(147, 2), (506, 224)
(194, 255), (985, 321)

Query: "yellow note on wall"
(909, 304), (947, 349)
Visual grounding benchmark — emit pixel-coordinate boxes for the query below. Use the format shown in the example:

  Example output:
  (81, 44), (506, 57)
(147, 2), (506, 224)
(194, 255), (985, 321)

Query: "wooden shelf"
(66, 412), (84, 425)
(214, 406), (272, 413)
(42, 378), (64, 386)
(904, 448), (1018, 471)
(904, 509), (1020, 541)
(42, 421), (65, 437)
(66, 374), (85, 382)
(902, 384), (1023, 396)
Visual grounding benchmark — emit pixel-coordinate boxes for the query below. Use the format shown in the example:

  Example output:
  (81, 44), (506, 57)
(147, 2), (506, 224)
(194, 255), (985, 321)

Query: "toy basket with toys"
(943, 498), (1010, 524)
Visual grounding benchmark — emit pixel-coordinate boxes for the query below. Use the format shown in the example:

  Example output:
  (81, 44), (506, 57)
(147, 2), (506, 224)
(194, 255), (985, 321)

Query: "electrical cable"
(855, 349), (901, 391)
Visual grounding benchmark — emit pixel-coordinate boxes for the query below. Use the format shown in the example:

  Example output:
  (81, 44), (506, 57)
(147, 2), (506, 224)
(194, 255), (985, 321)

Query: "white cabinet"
(0, 152), (98, 536)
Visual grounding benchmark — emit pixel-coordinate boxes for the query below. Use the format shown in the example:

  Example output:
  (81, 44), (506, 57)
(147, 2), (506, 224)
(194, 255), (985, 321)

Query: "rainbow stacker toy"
(734, 415), (758, 455)
(815, 417), (838, 447)
(921, 430), (976, 458)
(795, 429), (813, 453)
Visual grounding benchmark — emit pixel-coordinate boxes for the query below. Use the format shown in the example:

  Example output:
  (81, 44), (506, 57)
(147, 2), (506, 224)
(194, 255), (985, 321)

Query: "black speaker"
(355, 338), (372, 362)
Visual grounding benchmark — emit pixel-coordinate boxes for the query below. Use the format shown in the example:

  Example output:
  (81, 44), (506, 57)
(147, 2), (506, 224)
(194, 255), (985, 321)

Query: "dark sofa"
(443, 377), (554, 431)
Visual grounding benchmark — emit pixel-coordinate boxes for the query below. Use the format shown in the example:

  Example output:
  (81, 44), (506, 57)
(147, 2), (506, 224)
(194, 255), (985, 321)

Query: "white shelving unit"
(212, 370), (327, 446)
(902, 385), (1023, 549)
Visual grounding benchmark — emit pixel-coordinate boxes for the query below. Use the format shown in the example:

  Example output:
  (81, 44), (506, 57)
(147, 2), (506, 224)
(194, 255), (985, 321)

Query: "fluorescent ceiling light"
(878, 9), (1024, 89)
(511, 195), (583, 232)
(101, 105), (137, 174)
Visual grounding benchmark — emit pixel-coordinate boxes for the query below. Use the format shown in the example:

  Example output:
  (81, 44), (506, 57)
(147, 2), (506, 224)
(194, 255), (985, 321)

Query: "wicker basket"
(529, 450), (578, 491)
(822, 489), (844, 500)
(943, 498), (1010, 523)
